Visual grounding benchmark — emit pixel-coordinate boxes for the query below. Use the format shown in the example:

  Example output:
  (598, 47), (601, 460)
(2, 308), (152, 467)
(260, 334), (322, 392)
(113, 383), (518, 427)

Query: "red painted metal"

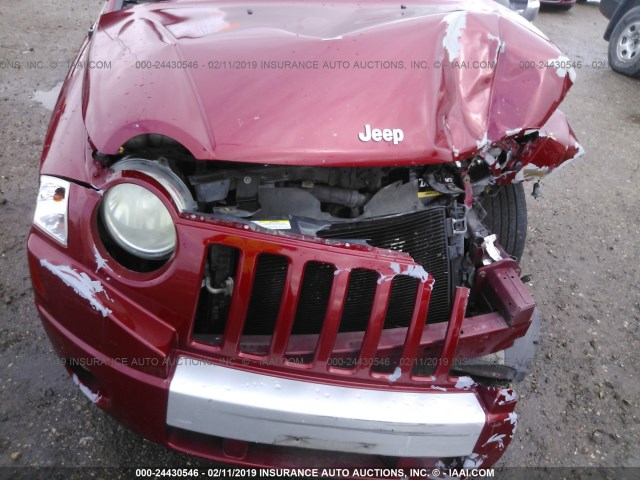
(221, 251), (257, 356)
(434, 287), (469, 380)
(40, 0), (581, 189)
(313, 271), (350, 365)
(354, 280), (392, 376)
(268, 261), (304, 358)
(397, 281), (433, 377)
(82, 0), (575, 166)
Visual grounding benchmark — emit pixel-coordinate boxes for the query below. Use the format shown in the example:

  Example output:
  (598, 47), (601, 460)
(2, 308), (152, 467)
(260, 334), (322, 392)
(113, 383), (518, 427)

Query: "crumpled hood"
(85, 0), (575, 165)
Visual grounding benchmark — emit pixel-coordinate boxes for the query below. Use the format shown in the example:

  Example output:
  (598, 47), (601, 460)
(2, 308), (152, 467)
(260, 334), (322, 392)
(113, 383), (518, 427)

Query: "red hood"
(84, 0), (574, 166)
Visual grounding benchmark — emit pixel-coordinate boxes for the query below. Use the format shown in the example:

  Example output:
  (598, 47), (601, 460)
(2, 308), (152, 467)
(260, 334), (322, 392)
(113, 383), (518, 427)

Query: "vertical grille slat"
(269, 262), (306, 357)
(355, 279), (393, 375)
(313, 271), (351, 364)
(398, 281), (432, 375)
(221, 251), (258, 355)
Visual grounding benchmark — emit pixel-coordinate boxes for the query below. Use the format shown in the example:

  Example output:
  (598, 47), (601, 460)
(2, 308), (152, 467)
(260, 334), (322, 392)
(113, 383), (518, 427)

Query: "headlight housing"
(101, 183), (176, 260)
(34, 175), (70, 245)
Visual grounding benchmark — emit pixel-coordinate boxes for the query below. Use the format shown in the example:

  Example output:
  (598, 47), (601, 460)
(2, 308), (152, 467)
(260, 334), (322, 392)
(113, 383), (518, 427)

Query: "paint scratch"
(455, 376), (474, 389)
(388, 367), (402, 383)
(483, 433), (506, 450)
(93, 245), (112, 273)
(72, 373), (101, 403)
(463, 452), (487, 468)
(498, 388), (518, 404)
(442, 12), (467, 62)
(389, 262), (430, 283)
(40, 259), (113, 317)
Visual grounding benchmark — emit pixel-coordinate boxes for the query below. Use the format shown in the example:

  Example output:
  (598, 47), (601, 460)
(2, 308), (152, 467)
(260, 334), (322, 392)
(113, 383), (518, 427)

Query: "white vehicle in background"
(495, 0), (541, 20)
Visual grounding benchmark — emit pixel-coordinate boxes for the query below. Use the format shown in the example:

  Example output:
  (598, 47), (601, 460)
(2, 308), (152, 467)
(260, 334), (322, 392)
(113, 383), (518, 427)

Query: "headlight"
(101, 183), (176, 260)
(34, 175), (70, 245)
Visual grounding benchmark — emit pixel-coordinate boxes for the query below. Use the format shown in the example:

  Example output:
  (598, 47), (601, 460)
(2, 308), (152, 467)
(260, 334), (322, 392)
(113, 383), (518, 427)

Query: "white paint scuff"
(476, 132), (489, 151)
(498, 388), (518, 405)
(463, 452), (487, 468)
(482, 433), (506, 450)
(93, 245), (112, 273)
(513, 164), (550, 183)
(389, 262), (430, 283)
(442, 12), (467, 62)
(487, 33), (506, 56)
(455, 376), (474, 389)
(72, 373), (101, 403)
(388, 367), (402, 383)
(548, 55), (577, 83)
(40, 259), (113, 317)
(508, 411), (518, 436)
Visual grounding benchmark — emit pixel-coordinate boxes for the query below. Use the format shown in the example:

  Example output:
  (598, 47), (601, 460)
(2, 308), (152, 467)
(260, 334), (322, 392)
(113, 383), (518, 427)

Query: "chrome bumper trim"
(166, 357), (485, 457)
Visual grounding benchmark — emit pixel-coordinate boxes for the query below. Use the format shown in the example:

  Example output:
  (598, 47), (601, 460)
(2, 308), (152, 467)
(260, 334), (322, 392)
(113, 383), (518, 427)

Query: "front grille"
(218, 209), (449, 340)
(192, 224), (434, 378)
(317, 208), (451, 323)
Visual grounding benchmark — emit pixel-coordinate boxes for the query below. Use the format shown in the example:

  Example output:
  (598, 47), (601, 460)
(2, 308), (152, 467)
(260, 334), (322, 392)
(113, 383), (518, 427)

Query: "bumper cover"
(167, 357), (485, 457)
(32, 259), (520, 470)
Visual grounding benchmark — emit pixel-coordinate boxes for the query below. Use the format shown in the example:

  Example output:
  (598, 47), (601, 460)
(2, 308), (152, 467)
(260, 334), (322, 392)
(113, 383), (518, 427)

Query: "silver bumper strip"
(166, 357), (485, 457)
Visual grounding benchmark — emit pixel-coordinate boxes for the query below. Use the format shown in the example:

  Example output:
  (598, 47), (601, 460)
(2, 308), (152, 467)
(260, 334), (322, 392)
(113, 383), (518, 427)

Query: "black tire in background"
(480, 183), (528, 262)
(608, 6), (640, 77)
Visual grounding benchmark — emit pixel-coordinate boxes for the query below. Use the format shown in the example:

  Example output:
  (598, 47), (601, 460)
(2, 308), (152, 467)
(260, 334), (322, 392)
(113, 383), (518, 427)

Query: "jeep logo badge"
(358, 124), (404, 145)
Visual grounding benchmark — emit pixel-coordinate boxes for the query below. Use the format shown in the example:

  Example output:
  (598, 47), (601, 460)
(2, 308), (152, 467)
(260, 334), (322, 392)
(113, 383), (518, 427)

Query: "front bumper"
(35, 297), (519, 472)
(28, 180), (530, 472)
(167, 357), (485, 458)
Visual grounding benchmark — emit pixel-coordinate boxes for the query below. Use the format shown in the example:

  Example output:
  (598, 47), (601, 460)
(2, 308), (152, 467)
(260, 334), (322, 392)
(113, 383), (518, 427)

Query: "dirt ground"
(0, 0), (638, 476)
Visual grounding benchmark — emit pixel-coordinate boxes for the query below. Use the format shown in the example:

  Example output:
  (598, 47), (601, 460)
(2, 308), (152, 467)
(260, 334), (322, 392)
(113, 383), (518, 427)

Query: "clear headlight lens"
(101, 183), (176, 260)
(34, 175), (70, 245)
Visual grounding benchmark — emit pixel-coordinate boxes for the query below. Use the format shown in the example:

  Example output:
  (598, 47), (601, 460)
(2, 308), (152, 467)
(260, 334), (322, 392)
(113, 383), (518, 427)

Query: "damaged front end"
(29, 0), (583, 475)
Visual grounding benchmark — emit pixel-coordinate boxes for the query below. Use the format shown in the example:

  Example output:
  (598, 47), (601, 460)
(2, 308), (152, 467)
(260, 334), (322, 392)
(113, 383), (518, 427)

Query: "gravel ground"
(0, 0), (638, 477)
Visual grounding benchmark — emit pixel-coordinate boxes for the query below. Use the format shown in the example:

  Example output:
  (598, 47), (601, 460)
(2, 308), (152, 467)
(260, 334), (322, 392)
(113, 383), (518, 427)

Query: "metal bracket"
(205, 276), (234, 296)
